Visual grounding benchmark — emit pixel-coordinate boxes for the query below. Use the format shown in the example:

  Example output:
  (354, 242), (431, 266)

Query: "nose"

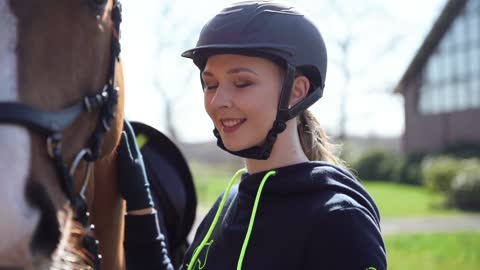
(208, 86), (233, 109)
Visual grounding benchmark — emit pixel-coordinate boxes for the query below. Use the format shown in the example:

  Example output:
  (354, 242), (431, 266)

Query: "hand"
(116, 120), (154, 211)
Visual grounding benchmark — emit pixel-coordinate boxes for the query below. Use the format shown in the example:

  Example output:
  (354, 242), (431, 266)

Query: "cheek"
(253, 86), (278, 114)
(254, 106), (276, 130)
(203, 93), (215, 120)
(244, 93), (277, 128)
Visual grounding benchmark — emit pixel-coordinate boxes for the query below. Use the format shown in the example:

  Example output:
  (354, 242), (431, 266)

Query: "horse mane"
(51, 207), (95, 270)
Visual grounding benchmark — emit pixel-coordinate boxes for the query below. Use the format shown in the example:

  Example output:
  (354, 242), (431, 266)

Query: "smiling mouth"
(220, 118), (246, 133)
(221, 119), (245, 127)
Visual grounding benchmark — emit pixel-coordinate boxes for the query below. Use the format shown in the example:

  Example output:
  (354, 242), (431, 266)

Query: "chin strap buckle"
(272, 120), (287, 133)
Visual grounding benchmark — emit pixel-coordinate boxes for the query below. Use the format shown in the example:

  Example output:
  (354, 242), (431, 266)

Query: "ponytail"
(297, 110), (343, 165)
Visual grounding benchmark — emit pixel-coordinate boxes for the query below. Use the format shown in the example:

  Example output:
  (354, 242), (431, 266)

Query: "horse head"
(0, 0), (125, 269)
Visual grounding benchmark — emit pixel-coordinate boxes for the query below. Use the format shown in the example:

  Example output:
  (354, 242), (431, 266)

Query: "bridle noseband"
(0, 1), (122, 269)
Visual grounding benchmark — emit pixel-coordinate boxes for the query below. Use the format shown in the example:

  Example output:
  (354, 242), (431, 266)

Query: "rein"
(0, 1), (122, 269)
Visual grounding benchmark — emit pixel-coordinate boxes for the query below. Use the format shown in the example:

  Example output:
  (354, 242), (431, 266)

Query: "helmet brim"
(182, 43), (293, 59)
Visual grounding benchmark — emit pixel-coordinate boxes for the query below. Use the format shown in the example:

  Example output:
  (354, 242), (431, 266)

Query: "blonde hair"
(297, 110), (343, 165)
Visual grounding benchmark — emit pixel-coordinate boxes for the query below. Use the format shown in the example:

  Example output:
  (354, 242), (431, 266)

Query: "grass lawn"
(189, 162), (236, 208)
(385, 231), (480, 270)
(363, 182), (461, 218)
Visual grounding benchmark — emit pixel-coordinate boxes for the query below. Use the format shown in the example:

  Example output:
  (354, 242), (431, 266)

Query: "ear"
(289, 75), (310, 108)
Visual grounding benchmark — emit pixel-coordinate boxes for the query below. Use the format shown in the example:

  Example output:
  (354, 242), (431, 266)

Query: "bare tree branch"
(319, 0), (404, 139)
(151, 0), (199, 141)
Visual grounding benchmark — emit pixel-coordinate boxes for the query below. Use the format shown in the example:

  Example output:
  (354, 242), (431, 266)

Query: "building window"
(419, 84), (434, 114)
(473, 77), (480, 107)
(472, 46), (480, 74)
(444, 84), (455, 113)
(468, 10), (479, 43)
(418, 1), (480, 115)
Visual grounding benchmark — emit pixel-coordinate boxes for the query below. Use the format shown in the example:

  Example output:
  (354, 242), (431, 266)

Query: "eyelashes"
(203, 82), (253, 91)
(204, 85), (218, 91)
(236, 82), (252, 88)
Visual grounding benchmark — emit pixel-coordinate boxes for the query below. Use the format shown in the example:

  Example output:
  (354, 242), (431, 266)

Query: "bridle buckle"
(47, 134), (63, 159)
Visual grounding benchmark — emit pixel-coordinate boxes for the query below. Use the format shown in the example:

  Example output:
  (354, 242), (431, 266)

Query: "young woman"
(179, 1), (386, 269)
(118, 1), (387, 269)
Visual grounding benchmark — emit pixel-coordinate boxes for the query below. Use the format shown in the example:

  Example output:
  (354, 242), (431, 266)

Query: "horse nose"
(0, 180), (40, 267)
(0, 126), (39, 266)
(26, 181), (61, 259)
(0, 179), (61, 268)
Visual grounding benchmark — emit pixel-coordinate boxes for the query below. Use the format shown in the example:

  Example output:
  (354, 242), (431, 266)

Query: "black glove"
(116, 120), (154, 211)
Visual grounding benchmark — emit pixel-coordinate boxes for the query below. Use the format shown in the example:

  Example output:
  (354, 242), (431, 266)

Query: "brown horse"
(0, 0), (126, 269)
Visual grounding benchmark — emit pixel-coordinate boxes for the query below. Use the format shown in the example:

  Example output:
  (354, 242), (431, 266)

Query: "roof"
(394, 0), (468, 94)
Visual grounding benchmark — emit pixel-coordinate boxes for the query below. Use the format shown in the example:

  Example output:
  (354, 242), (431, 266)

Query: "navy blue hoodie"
(179, 162), (387, 270)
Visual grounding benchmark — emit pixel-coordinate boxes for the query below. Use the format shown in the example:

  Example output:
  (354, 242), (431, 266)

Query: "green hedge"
(449, 160), (480, 211)
(352, 149), (399, 181)
(391, 154), (424, 185)
(440, 143), (480, 159)
(421, 156), (464, 193)
(347, 145), (479, 190)
(352, 150), (425, 184)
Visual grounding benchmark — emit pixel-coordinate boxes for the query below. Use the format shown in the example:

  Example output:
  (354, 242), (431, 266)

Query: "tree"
(151, 0), (199, 141)
(314, 0), (404, 139)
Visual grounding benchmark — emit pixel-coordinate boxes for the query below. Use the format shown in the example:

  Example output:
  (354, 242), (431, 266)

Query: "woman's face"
(202, 54), (283, 151)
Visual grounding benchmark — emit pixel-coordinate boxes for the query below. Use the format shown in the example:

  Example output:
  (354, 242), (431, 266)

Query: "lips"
(220, 118), (246, 133)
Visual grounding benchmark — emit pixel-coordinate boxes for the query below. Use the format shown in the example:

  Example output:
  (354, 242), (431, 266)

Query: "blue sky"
(120, 0), (446, 143)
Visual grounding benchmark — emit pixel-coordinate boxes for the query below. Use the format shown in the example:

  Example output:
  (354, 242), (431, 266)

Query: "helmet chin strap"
(213, 64), (296, 160)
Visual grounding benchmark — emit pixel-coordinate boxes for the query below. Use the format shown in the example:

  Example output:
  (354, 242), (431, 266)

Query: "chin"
(218, 136), (240, 151)
(221, 137), (261, 153)
(222, 141), (246, 152)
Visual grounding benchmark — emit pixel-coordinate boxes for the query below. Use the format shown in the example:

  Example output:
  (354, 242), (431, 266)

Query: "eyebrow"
(202, 67), (258, 77)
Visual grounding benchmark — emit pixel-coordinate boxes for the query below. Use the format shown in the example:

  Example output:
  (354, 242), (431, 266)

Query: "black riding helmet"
(182, 1), (327, 160)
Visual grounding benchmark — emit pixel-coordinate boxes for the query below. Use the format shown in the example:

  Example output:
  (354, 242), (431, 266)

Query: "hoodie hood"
(239, 161), (381, 227)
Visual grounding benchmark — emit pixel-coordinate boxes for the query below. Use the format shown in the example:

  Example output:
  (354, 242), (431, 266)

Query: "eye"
(202, 78), (218, 92)
(235, 81), (252, 88)
(204, 84), (218, 92)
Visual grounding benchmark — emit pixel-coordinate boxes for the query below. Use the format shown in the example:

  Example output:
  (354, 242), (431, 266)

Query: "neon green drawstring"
(237, 170), (276, 270)
(186, 169), (276, 270)
(187, 168), (246, 270)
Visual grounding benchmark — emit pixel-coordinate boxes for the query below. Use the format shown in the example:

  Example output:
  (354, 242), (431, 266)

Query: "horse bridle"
(0, 1), (122, 269)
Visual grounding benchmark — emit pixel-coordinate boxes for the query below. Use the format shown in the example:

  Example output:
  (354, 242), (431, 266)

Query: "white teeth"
(222, 119), (243, 127)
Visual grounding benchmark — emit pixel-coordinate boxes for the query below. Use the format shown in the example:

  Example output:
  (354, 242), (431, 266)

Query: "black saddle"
(130, 121), (197, 267)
